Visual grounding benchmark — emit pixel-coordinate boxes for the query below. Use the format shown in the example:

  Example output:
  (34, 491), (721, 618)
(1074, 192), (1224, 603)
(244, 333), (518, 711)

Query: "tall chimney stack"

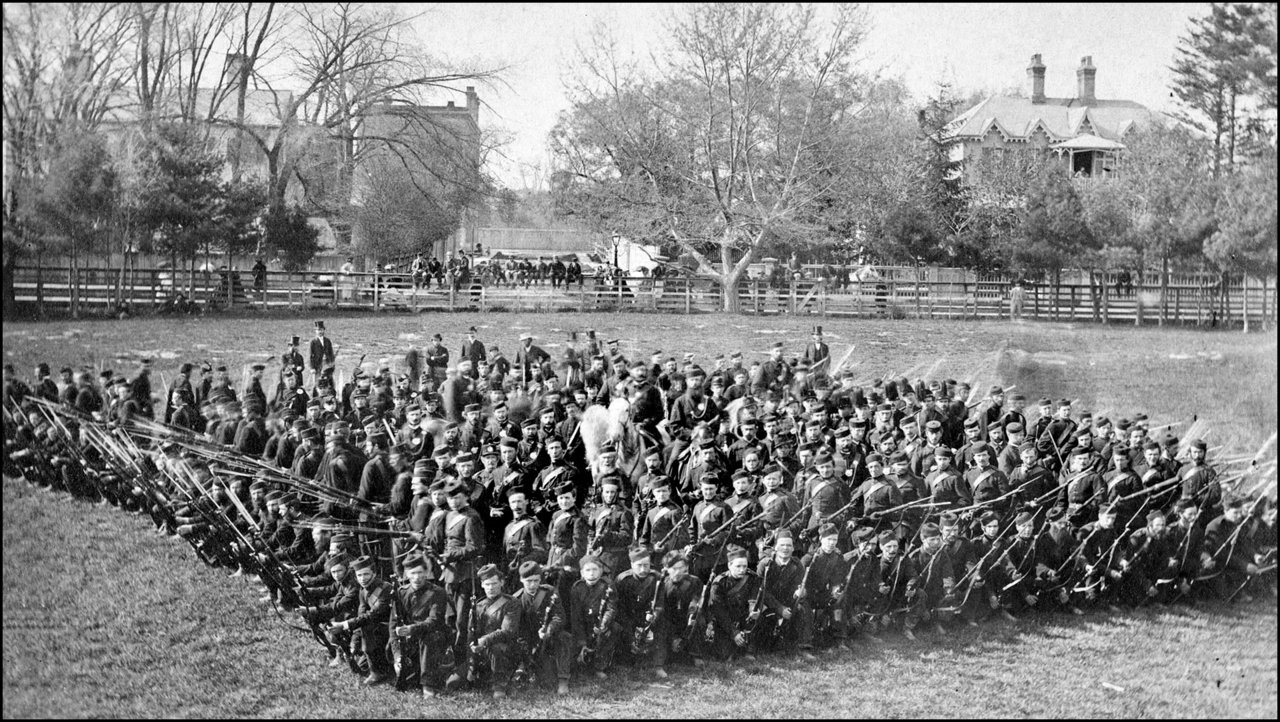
(465, 86), (479, 124)
(1027, 54), (1046, 104)
(1076, 56), (1096, 105)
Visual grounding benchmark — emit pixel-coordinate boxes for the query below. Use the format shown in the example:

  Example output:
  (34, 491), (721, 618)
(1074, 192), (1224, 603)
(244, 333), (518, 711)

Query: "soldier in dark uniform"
(705, 545), (763, 661)
(1180, 439), (1222, 526)
(545, 481), (589, 603)
(570, 554), (618, 679)
(614, 546), (668, 676)
(448, 563), (520, 698)
(390, 554), (450, 697)
(512, 561), (571, 695)
(330, 555), (392, 686)
(588, 476), (635, 577)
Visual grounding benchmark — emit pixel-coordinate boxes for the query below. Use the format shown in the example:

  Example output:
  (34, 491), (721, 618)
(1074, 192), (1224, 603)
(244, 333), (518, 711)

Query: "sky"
(407, 3), (1210, 189)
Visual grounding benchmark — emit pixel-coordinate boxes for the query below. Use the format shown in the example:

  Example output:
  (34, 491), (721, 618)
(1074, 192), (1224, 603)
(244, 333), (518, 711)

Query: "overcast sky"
(408, 3), (1209, 189)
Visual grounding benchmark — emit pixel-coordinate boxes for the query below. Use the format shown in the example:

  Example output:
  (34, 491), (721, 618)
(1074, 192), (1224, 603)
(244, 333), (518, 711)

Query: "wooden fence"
(6, 264), (1275, 328)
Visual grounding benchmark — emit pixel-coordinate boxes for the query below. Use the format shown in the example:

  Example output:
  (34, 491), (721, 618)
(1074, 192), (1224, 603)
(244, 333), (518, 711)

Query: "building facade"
(940, 54), (1157, 181)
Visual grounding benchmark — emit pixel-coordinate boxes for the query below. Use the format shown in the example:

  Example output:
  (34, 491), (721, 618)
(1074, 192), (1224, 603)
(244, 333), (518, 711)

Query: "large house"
(940, 54), (1156, 181)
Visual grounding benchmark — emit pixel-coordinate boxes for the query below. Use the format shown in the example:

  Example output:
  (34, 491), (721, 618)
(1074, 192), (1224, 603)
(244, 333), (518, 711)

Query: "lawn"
(2, 312), (1277, 718)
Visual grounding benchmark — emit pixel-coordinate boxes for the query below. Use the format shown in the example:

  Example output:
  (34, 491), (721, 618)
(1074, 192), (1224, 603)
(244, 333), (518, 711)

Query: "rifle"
(578, 584), (615, 666)
(386, 572), (414, 690)
(632, 572), (665, 656)
(740, 561), (772, 648)
(683, 573), (715, 649)
(533, 588), (561, 660)
(465, 591), (483, 681)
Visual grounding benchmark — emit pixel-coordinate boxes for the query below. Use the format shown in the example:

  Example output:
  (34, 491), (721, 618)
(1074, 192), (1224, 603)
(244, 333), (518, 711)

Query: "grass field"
(3, 312), (1277, 718)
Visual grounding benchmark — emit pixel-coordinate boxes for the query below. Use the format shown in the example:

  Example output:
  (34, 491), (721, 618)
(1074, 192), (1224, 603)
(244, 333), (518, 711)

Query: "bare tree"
(551, 3), (874, 311)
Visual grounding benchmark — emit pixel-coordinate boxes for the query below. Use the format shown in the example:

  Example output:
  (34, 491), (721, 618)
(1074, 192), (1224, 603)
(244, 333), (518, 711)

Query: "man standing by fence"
(1010, 281), (1027, 321)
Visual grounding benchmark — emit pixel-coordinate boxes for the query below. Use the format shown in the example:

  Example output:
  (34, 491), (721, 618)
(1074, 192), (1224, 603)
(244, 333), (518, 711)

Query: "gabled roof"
(941, 95), (1153, 144)
(1050, 134), (1126, 151)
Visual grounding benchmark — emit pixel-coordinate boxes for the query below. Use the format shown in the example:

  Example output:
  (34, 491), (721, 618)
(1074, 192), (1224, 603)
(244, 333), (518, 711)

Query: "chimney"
(1027, 54), (1046, 104)
(465, 86), (479, 124)
(1076, 56), (1096, 105)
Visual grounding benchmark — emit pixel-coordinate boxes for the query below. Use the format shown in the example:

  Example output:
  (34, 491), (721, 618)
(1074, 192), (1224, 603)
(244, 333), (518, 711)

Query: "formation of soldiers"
(3, 321), (1276, 702)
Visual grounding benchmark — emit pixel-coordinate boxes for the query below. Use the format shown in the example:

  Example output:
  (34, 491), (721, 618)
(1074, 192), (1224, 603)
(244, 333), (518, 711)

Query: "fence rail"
(5, 265), (1275, 328)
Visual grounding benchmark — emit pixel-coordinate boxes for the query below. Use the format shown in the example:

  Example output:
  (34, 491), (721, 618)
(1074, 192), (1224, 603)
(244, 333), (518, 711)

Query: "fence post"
(1173, 287), (1180, 325)
(821, 283), (827, 317)
(754, 280), (761, 315)
(1069, 285), (1076, 321)
(35, 259), (44, 317)
(1102, 283), (1109, 324)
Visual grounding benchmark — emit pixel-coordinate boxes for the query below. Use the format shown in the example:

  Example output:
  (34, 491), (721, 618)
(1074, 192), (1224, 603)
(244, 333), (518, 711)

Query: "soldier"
(704, 545), (763, 661)
(907, 522), (955, 636)
(796, 523), (848, 652)
(965, 443), (1010, 527)
(1180, 439), (1222, 526)
(925, 447), (971, 514)
(614, 546), (668, 677)
(390, 554), (451, 697)
(587, 476), (634, 577)
(511, 561), (571, 695)
(1203, 497), (1261, 602)
(1119, 510), (1181, 606)
(439, 477), (486, 651)
(872, 530), (921, 640)
(449, 563), (519, 698)
(1059, 447), (1106, 529)
(571, 555), (618, 679)
(330, 555), (393, 686)
(546, 481), (590, 602)
(686, 474), (734, 581)
(299, 552), (360, 669)
(501, 486), (547, 574)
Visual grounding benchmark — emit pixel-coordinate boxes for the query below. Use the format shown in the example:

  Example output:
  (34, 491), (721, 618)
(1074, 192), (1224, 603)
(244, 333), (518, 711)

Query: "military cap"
(1014, 511), (1035, 526)
(1056, 399), (1071, 408)
(986, 420), (1003, 431)
(645, 475), (672, 492)
(1037, 397), (1053, 407)
(804, 417), (824, 428)
(1132, 413), (1148, 424)
(818, 522), (839, 539)
(774, 432), (797, 447)
(939, 512), (960, 528)
(519, 417), (539, 429)
(402, 555), (433, 575)
(327, 553), (352, 570)
(963, 417), (980, 430)
(988, 385), (1004, 395)
(730, 469), (751, 484)
(578, 555), (603, 570)
(833, 426), (851, 439)
(454, 452), (476, 466)
(544, 434), (565, 447)
(427, 479), (447, 493)
(1223, 496), (1245, 510)
(1162, 435), (1180, 448)
(553, 481), (576, 498)
(477, 563), (503, 582)
(925, 420), (943, 432)
(1146, 509), (1166, 523)
(888, 451), (910, 465)
(444, 421), (460, 432)
(351, 555), (376, 572)
(1142, 439), (1161, 451)
(1115, 418), (1132, 431)
(300, 427), (321, 442)
(980, 511), (1001, 526)
(898, 416), (918, 428)
(519, 561), (544, 579)
(970, 442), (991, 457)
(934, 447), (954, 459)
(1190, 438), (1207, 451)
(628, 546), (652, 563)
(413, 459), (436, 478)
(1075, 427), (1093, 439)
(366, 430), (389, 446)
(1046, 506), (1067, 522)
(813, 452), (834, 466)
(877, 530), (897, 546)
(730, 351), (743, 360)
(480, 444), (499, 458)
(726, 545), (750, 562)
(1006, 422), (1024, 434)
(499, 437), (519, 450)
(1094, 417), (1112, 428)
(599, 475), (621, 489)
(1069, 446), (1090, 458)
(505, 485), (528, 499)
(920, 523), (941, 539)
(865, 453), (885, 466)
(443, 478), (469, 497)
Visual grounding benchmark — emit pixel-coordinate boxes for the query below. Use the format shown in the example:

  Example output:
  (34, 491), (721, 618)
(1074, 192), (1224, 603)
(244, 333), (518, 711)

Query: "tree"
(552, 3), (875, 311)
(1016, 169), (1100, 299)
(133, 123), (225, 293)
(24, 132), (117, 316)
(262, 206), (319, 272)
(1170, 3), (1277, 177)
(1204, 157), (1277, 331)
